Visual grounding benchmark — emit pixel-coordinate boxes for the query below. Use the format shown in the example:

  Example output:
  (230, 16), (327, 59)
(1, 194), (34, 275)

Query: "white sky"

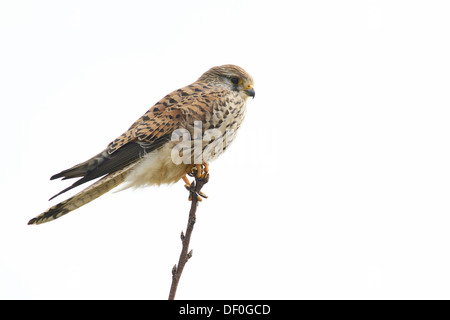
(1, 0), (450, 299)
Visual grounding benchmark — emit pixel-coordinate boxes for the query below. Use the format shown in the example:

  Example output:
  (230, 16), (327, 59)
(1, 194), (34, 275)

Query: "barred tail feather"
(28, 164), (136, 225)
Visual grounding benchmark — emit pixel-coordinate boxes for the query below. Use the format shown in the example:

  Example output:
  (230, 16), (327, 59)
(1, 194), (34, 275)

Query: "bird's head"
(198, 64), (255, 99)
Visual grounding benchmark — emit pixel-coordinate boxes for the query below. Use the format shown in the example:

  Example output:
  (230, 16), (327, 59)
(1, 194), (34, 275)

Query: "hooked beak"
(245, 87), (255, 99)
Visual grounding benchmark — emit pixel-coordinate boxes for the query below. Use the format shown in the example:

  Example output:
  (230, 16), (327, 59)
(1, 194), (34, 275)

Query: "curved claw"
(183, 163), (209, 201)
(188, 163), (209, 179)
(184, 184), (208, 201)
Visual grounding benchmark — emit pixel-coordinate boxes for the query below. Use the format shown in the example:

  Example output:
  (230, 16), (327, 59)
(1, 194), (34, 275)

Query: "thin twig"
(168, 172), (209, 300)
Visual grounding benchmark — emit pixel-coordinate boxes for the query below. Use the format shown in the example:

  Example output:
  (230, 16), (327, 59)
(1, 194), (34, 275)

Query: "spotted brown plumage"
(29, 64), (255, 225)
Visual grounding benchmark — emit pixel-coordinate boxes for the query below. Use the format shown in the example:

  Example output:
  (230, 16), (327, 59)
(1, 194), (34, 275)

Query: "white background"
(1, 0), (450, 299)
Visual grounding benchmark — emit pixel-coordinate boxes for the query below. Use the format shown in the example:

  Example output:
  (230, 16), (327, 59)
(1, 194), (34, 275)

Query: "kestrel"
(28, 65), (255, 225)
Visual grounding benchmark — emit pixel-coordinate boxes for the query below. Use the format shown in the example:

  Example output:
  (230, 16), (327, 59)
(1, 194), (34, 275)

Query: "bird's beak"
(245, 87), (255, 99)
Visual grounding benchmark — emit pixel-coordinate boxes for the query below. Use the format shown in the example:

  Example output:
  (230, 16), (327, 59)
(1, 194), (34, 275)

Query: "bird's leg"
(183, 163), (209, 201)
(194, 162), (209, 178)
(182, 175), (191, 187)
(182, 175), (193, 200)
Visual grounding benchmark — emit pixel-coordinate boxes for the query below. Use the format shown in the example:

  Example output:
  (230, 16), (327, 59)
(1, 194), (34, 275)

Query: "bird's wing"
(49, 96), (187, 200)
(49, 82), (223, 200)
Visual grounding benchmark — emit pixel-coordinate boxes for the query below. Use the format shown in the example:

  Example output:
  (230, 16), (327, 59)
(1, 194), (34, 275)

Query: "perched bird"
(28, 65), (255, 225)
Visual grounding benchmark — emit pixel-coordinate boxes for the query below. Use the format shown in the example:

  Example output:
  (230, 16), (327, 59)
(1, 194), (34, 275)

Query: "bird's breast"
(200, 97), (247, 162)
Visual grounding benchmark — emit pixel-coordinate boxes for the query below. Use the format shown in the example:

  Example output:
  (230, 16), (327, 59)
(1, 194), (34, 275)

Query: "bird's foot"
(182, 169), (209, 202)
(184, 184), (208, 201)
(188, 163), (209, 179)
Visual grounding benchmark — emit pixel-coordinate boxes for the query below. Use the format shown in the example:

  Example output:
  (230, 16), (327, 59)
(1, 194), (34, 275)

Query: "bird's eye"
(230, 77), (239, 85)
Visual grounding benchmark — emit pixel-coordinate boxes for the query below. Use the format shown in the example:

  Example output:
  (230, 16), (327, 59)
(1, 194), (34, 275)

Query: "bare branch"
(168, 172), (209, 300)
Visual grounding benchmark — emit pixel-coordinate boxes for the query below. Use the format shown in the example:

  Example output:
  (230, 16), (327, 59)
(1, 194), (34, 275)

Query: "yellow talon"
(182, 162), (209, 200)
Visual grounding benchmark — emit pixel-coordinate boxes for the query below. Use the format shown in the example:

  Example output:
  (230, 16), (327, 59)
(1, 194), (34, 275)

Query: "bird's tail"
(28, 163), (136, 225)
